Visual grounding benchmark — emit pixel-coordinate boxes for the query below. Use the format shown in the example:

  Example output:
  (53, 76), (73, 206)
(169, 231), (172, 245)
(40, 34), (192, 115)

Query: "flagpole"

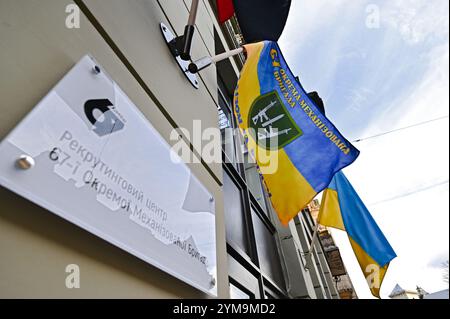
(188, 47), (244, 73)
(211, 47), (244, 63)
(187, 0), (200, 26)
(304, 223), (319, 270)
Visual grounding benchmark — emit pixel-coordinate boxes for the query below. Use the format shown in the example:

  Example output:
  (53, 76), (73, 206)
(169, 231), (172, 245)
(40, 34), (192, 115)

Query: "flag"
(233, 41), (360, 226)
(318, 171), (397, 298)
(216, 0), (235, 24)
(217, 0), (291, 42)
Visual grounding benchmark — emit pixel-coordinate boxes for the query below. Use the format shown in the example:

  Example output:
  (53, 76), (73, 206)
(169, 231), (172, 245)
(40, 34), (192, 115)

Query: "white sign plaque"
(0, 55), (217, 296)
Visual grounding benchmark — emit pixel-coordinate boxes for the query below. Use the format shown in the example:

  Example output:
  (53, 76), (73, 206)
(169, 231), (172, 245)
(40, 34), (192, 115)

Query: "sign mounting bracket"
(160, 22), (199, 90)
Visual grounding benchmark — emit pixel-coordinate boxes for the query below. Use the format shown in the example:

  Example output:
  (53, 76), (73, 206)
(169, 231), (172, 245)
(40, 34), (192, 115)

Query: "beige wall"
(0, 0), (229, 298)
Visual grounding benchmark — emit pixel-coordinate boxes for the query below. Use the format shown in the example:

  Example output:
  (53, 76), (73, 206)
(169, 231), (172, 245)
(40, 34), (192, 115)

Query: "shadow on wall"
(0, 187), (206, 299)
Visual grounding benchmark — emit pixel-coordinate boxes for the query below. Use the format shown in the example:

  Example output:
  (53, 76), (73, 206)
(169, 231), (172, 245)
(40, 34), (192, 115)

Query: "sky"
(279, 0), (449, 299)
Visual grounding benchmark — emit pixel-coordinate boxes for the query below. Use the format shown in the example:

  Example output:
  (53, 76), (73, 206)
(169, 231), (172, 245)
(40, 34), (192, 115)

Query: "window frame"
(218, 76), (288, 299)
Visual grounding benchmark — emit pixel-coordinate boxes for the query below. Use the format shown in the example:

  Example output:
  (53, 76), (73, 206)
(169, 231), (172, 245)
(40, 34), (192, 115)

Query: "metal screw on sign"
(16, 155), (35, 170)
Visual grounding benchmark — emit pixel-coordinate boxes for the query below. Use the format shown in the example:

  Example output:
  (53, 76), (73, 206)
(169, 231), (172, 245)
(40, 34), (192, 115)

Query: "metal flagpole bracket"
(160, 22), (199, 90)
(159, 0), (200, 89)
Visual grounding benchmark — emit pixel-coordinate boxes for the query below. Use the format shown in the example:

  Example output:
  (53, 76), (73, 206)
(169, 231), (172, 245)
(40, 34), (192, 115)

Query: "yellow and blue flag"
(319, 171), (397, 298)
(234, 41), (360, 225)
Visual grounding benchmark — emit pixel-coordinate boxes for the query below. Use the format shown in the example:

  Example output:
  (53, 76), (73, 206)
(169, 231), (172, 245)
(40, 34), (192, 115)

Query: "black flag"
(233, 0), (292, 43)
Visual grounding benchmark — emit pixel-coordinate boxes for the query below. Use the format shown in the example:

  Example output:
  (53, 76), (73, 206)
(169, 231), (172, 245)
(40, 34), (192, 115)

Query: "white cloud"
(348, 40), (449, 204)
(280, 0), (354, 52)
(340, 24), (449, 298)
(382, 0), (449, 45)
(282, 0), (449, 299)
(279, 0), (365, 93)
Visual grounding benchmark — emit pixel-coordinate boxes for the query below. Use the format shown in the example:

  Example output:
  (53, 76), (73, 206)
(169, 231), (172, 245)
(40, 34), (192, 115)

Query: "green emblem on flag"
(248, 91), (303, 150)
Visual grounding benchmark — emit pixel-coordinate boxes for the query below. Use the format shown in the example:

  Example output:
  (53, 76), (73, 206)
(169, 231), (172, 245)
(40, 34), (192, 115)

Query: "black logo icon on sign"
(84, 99), (125, 137)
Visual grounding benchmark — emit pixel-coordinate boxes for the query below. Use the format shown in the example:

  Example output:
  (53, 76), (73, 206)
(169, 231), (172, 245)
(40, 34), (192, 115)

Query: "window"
(215, 27), (288, 299)
(244, 153), (269, 214)
(218, 77), (243, 172)
(223, 172), (250, 255)
(230, 282), (252, 299)
(251, 209), (286, 290)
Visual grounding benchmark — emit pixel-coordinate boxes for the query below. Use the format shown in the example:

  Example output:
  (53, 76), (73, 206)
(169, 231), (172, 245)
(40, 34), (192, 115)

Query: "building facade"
(1, 0), (345, 299)
(389, 285), (426, 299)
(308, 200), (358, 299)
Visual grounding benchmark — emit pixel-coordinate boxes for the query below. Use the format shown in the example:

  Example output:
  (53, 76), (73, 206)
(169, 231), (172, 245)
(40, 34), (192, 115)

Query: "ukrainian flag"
(234, 41), (360, 225)
(319, 171), (397, 298)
